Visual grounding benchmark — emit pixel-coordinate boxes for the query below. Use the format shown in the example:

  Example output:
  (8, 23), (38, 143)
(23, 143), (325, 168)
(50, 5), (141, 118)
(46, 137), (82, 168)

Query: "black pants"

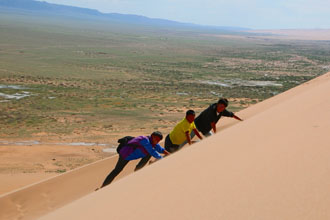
(164, 134), (180, 153)
(134, 155), (151, 171)
(101, 156), (129, 187)
(101, 155), (152, 187)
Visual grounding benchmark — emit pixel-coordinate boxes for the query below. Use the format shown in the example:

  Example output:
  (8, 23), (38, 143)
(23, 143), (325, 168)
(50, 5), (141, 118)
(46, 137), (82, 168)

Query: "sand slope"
(1, 72), (330, 220)
(0, 173), (56, 195)
(0, 155), (144, 220)
(38, 72), (330, 220)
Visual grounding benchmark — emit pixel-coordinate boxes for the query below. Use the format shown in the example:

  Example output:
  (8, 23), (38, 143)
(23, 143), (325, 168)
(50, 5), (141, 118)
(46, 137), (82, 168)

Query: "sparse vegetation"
(1, 12), (330, 143)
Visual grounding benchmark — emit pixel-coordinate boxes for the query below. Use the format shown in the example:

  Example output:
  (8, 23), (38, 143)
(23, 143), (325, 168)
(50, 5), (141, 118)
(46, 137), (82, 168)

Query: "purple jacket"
(119, 136), (164, 161)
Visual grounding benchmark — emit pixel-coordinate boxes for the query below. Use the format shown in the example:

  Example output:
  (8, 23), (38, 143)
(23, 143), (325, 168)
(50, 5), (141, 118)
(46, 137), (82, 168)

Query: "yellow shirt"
(169, 118), (196, 145)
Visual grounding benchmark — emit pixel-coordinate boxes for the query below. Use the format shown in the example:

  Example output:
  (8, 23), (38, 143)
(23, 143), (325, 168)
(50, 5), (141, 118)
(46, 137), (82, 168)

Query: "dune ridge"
(1, 72), (330, 220)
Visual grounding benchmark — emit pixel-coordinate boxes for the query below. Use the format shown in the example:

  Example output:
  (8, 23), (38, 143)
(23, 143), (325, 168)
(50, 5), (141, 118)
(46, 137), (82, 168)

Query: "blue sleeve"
(155, 144), (165, 153)
(139, 139), (163, 159)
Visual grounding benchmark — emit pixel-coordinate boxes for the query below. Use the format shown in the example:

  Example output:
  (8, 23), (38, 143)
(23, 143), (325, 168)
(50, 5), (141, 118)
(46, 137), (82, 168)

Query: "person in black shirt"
(193, 98), (243, 137)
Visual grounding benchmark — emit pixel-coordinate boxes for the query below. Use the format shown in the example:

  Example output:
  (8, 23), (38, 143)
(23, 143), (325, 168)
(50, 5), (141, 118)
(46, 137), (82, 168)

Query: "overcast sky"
(41, 0), (330, 29)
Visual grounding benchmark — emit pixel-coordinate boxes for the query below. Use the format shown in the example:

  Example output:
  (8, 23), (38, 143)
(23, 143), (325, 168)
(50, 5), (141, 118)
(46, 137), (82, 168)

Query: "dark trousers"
(101, 154), (152, 187)
(164, 134), (180, 153)
(101, 156), (129, 187)
(134, 155), (151, 171)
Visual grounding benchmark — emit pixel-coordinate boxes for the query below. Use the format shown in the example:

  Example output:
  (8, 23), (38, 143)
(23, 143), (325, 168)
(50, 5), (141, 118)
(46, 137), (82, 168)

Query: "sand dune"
(247, 29), (330, 41)
(0, 173), (55, 195)
(0, 155), (143, 220)
(1, 72), (330, 220)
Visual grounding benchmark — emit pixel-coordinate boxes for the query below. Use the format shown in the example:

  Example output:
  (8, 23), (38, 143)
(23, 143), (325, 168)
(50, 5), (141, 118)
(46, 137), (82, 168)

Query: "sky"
(41, 0), (330, 29)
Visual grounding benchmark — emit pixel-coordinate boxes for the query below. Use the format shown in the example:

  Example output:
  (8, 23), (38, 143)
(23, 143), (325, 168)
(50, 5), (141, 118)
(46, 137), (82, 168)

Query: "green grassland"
(1, 12), (330, 141)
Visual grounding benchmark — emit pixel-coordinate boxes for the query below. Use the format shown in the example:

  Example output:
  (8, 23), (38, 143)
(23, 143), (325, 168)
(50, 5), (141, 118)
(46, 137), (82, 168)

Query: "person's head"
(185, 109), (195, 123)
(150, 131), (163, 145)
(217, 98), (228, 113)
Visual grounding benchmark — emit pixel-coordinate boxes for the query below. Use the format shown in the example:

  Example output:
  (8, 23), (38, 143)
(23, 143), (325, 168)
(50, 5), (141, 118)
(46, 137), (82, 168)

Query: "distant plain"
(1, 10), (330, 186)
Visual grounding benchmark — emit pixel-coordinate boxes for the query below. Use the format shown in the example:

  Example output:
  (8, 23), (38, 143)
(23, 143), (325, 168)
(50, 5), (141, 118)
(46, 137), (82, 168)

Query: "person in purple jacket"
(100, 131), (169, 188)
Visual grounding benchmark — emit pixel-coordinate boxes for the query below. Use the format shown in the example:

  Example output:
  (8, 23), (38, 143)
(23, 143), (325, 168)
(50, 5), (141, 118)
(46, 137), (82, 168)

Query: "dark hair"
(151, 131), (163, 140)
(186, 109), (195, 116)
(217, 98), (228, 107)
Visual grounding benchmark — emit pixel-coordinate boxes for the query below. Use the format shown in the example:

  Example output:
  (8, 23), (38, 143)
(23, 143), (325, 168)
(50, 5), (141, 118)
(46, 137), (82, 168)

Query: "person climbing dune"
(164, 110), (203, 153)
(98, 131), (169, 188)
(192, 98), (243, 138)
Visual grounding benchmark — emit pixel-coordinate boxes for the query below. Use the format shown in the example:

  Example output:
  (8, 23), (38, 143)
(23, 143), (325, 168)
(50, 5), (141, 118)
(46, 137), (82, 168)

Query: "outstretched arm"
(163, 149), (170, 156)
(223, 110), (243, 121)
(149, 149), (171, 165)
(233, 114), (243, 121)
(140, 139), (163, 159)
(155, 143), (170, 156)
(193, 128), (203, 140)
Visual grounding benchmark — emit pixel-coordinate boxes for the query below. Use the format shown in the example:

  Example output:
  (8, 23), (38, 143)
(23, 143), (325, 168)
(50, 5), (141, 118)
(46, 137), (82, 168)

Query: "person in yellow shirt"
(165, 110), (203, 153)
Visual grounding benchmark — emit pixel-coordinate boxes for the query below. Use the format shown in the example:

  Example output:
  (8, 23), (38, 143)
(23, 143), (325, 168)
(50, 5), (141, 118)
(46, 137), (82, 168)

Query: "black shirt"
(194, 103), (234, 135)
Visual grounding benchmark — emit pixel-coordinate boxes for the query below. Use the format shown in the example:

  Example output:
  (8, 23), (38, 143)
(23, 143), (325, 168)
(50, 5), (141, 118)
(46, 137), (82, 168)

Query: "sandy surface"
(37, 71), (330, 220)
(0, 155), (143, 220)
(1, 72), (330, 220)
(0, 173), (55, 195)
(247, 29), (330, 41)
(0, 110), (193, 196)
(0, 144), (109, 195)
(208, 29), (330, 41)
